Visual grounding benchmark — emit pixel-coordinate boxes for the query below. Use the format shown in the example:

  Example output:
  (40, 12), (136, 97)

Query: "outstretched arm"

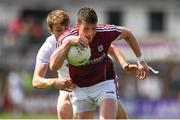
(108, 44), (128, 69)
(116, 27), (149, 80)
(117, 27), (142, 57)
(108, 44), (139, 78)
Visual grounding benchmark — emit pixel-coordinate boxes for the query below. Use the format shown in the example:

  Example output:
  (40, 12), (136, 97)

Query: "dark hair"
(77, 7), (98, 24)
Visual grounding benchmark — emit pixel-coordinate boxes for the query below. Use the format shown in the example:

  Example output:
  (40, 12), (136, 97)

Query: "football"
(67, 45), (91, 66)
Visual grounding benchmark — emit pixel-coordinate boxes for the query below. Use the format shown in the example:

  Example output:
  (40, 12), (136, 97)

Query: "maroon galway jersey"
(57, 24), (122, 87)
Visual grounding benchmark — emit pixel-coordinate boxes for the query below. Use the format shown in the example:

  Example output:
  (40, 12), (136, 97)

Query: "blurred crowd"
(115, 62), (180, 100)
(0, 12), (55, 114)
(0, 10), (180, 118)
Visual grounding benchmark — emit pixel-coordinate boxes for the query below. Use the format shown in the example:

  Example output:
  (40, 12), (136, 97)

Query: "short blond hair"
(47, 10), (70, 30)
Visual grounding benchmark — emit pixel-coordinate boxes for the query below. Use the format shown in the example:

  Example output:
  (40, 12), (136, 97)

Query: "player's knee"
(116, 101), (128, 119)
(58, 102), (73, 119)
(58, 109), (72, 119)
(100, 114), (116, 119)
(116, 110), (128, 119)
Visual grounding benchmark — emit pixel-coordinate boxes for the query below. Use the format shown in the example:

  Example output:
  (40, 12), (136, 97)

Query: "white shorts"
(69, 80), (118, 113)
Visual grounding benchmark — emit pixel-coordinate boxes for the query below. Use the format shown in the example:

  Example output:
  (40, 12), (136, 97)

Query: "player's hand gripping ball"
(67, 45), (91, 66)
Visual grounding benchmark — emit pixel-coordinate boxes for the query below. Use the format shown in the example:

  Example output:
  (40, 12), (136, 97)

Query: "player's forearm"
(50, 41), (70, 71)
(108, 45), (128, 69)
(32, 77), (55, 88)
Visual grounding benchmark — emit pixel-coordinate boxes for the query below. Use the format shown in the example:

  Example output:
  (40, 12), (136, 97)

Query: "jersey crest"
(97, 45), (104, 52)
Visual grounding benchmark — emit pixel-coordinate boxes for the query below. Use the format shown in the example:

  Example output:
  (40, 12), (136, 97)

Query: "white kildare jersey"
(36, 34), (69, 78)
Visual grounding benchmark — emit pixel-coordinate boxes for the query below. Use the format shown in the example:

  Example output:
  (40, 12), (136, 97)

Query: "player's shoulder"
(45, 34), (56, 45)
(63, 25), (78, 36)
(97, 24), (117, 31)
(36, 35), (55, 60)
(39, 34), (56, 51)
(57, 25), (78, 44)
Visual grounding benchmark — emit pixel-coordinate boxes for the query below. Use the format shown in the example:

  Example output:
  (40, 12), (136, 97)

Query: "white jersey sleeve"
(36, 35), (56, 64)
(36, 34), (69, 78)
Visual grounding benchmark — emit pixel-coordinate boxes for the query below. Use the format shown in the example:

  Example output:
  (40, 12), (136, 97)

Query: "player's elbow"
(120, 27), (133, 40)
(50, 66), (57, 72)
(50, 56), (59, 72)
(32, 79), (39, 88)
(49, 62), (58, 72)
(32, 76), (42, 88)
(50, 59), (63, 72)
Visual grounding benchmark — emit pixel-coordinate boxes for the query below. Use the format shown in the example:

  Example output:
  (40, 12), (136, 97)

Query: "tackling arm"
(32, 63), (57, 88)
(32, 63), (74, 91)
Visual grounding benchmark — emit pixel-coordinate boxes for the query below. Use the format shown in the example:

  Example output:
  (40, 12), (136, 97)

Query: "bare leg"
(75, 111), (94, 119)
(99, 98), (118, 119)
(57, 91), (73, 119)
(116, 101), (128, 119)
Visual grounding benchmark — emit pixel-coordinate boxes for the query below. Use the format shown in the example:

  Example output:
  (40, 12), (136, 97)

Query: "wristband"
(137, 55), (145, 62)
